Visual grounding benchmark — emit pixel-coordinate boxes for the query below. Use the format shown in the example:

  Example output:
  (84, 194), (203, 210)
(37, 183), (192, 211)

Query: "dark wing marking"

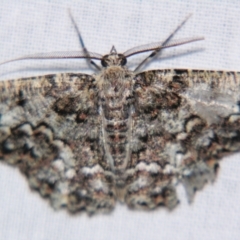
(0, 73), (116, 214)
(127, 69), (240, 209)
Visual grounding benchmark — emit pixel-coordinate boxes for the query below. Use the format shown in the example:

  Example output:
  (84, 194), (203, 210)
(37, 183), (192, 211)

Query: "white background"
(0, 1), (240, 240)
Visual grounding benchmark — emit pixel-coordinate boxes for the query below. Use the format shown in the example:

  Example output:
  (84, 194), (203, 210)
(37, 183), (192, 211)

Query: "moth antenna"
(0, 51), (103, 66)
(133, 13), (195, 72)
(68, 9), (101, 71)
(0, 11), (103, 67)
(123, 36), (204, 58)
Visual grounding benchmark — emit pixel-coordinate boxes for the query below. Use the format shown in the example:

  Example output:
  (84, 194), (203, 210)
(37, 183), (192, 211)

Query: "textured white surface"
(0, 1), (240, 240)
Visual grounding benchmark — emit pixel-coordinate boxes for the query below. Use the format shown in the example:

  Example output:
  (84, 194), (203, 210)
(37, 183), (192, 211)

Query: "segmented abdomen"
(98, 66), (134, 173)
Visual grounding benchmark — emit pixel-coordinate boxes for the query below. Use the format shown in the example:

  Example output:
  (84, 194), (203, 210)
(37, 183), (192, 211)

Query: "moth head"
(101, 46), (127, 67)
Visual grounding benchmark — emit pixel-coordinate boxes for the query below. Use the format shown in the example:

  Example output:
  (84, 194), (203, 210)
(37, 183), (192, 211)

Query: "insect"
(0, 13), (239, 215)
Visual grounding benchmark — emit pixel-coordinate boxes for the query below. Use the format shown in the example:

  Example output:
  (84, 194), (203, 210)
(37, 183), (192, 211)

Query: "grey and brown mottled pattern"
(0, 67), (240, 215)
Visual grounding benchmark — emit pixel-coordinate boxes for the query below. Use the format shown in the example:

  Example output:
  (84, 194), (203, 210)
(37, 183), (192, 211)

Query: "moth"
(0, 13), (239, 215)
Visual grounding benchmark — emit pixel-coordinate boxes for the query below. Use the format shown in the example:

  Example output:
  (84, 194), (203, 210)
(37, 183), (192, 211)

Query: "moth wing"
(0, 73), (116, 214)
(126, 69), (240, 209)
